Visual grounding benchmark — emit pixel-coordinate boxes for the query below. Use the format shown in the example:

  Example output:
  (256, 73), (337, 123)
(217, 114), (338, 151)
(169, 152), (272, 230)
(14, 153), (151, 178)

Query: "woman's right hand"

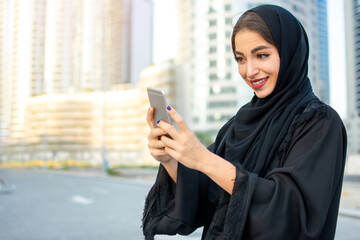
(146, 107), (173, 163)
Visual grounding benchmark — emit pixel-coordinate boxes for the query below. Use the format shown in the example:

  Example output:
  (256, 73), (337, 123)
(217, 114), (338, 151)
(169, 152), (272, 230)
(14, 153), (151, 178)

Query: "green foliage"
(106, 168), (123, 177)
(194, 131), (214, 147)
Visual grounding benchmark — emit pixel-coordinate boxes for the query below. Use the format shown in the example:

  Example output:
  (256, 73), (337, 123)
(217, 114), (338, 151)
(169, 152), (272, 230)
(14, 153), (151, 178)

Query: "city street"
(1, 168), (360, 240)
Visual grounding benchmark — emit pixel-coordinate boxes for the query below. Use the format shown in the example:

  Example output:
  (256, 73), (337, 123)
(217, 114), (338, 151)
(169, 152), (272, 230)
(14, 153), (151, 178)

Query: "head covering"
(214, 4), (317, 176)
(203, 5), (319, 238)
(142, 5), (341, 240)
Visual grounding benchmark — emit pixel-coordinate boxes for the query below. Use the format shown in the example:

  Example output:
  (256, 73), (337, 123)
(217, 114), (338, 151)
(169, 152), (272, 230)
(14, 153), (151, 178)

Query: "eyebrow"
(235, 45), (271, 55)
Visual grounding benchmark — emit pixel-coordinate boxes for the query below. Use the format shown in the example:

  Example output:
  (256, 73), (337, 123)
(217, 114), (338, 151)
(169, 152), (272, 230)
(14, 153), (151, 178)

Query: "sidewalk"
(339, 176), (360, 219)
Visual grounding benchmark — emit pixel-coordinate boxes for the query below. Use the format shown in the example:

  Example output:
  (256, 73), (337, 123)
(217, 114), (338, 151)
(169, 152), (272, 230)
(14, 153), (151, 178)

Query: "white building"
(0, 0), (153, 149)
(176, 0), (330, 138)
(344, 0), (360, 153)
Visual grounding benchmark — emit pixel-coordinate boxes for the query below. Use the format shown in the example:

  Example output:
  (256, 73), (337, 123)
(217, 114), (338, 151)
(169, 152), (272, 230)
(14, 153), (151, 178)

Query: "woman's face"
(234, 30), (280, 98)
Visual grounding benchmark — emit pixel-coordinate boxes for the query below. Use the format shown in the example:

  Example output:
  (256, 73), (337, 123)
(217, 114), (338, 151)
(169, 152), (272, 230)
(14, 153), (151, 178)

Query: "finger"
(160, 135), (178, 150)
(146, 107), (156, 129)
(164, 146), (181, 162)
(148, 128), (168, 140)
(148, 139), (166, 149)
(157, 121), (180, 141)
(166, 106), (189, 132)
(150, 148), (169, 158)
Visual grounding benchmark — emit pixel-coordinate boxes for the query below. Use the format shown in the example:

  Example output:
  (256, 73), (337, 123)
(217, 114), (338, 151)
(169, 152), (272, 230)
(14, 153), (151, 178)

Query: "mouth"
(249, 77), (269, 89)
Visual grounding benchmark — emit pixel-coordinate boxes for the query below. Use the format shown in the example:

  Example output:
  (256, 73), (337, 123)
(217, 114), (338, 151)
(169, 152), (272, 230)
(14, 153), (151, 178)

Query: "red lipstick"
(249, 77), (269, 89)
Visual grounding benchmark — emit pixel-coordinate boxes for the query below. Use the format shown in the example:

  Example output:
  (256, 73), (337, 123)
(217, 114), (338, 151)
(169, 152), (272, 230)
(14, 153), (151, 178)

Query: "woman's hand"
(146, 107), (174, 164)
(158, 106), (236, 194)
(157, 106), (211, 172)
(146, 107), (178, 183)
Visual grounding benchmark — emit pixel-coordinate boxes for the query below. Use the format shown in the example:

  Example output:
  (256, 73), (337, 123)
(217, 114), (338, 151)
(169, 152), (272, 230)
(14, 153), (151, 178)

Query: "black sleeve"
(225, 107), (347, 239)
(142, 145), (217, 239)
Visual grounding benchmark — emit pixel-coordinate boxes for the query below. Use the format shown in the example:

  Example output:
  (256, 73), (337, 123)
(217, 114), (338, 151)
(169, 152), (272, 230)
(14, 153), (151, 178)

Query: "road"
(0, 168), (360, 240)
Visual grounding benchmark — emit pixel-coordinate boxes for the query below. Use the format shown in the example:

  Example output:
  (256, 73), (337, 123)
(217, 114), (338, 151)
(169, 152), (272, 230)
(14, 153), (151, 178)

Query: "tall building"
(344, 0), (360, 153)
(43, 0), (124, 93)
(122, 0), (153, 85)
(176, 0), (330, 138)
(0, 0), (45, 144)
(0, 0), (153, 148)
(317, 0), (330, 103)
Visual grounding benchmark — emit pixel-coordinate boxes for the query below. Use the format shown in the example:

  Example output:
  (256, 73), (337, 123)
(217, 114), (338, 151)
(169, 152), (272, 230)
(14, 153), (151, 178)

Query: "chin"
(255, 92), (270, 98)
(254, 85), (276, 98)
(255, 91), (272, 99)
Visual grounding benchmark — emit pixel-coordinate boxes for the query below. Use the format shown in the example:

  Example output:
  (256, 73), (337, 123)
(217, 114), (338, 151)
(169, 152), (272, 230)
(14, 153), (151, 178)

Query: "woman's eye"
(258, 53), (270, 59)
(235, 56), (245, 63)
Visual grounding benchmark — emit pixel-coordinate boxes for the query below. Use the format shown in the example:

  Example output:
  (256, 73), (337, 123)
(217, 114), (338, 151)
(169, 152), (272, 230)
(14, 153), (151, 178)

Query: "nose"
(246, 60), (260, 79)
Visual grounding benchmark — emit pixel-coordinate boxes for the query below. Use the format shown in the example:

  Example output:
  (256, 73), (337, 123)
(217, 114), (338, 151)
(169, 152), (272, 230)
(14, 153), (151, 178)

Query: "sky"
(153, 0), (347, 118)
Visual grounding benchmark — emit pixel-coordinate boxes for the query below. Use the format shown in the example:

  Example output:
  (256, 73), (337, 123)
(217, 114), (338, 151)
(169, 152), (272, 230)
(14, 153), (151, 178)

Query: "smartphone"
(147, 87), (171, 127)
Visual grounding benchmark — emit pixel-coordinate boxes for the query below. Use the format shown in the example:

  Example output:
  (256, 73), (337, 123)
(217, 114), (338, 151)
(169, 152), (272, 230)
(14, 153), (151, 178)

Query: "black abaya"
(142, 4), (347, 240)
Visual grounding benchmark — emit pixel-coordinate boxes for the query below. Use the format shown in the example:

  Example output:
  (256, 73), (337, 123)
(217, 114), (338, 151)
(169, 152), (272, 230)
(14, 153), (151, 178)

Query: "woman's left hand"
(157, 106), (210, 172)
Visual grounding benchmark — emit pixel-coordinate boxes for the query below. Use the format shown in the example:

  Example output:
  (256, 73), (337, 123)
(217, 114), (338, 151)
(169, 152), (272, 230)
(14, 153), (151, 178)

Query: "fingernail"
(157, 120), (160, 124)
(167, 106), (171, 111)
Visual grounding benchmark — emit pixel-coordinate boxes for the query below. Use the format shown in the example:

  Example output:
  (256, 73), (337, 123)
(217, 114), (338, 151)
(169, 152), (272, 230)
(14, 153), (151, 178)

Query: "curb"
(339, 207), (360, 219)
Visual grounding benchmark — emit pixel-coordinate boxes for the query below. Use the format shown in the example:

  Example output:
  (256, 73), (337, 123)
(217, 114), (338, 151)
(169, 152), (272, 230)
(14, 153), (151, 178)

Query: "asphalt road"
(0, 168), (360, 240)
(0, 168), (150, 240)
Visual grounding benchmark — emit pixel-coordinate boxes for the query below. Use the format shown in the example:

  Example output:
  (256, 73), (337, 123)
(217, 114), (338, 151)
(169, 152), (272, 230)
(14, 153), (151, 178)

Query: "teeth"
(252, 78), (266, 85)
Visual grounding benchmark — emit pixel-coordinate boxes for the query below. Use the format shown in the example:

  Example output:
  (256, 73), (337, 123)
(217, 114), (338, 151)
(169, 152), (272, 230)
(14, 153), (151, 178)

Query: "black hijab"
(200, 5), (320, 238)
(143, 5), (347, 240)
(215, 4), (318, 177)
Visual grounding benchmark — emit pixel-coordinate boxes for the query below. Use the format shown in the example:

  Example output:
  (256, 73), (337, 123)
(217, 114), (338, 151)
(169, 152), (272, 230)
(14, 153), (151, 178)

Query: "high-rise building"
(317, 0), (330, 103)
(176, 0), (330, 138)
(122, 0), (153, 85)
(344, 0), (360, 153)
(0, 0), (46, 144)
(43, 0), (124, 93)
(0, 0), (153, 147)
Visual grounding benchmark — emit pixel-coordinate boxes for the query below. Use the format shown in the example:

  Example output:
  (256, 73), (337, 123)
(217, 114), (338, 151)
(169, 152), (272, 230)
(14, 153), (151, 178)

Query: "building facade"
(0, 0), (153, 153)
(0, 60), (178, 166)
(176, 0), (330, 138)
(344, 0), (360, 153)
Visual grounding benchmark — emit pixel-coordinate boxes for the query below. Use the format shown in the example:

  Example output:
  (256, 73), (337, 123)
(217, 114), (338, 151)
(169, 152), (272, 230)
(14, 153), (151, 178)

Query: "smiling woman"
(143, 5), (347, 240)
(234, 29), (280, 98)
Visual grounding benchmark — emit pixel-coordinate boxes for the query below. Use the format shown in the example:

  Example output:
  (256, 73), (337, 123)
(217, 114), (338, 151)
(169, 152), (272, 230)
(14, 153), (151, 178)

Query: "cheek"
(262, 63), (279, 78)
(238, 64), (246, 79)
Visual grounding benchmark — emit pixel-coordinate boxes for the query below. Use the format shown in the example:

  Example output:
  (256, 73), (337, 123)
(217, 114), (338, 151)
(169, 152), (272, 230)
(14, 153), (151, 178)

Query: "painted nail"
(167, 106), (172, 111)
(157, 120), (160, 124)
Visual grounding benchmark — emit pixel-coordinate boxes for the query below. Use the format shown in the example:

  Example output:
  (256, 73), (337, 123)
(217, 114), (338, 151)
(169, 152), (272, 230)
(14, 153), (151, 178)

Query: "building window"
(209, 60), (217, 67)
(226, 18), (232, 25)
(209, 19), (217, 26)
(226, 72), (232, 79)
(209, 46), (217, 53)
(226, 58), (233, 66)
(209, 74), (218, 81)
(207, 101), (237, 108)
(209, 33), (217, 40)
(209, 86), (236, 95)
(225, 4), (231, 11)
(207, 114), (232, 122)
(209, 6), (216, 13)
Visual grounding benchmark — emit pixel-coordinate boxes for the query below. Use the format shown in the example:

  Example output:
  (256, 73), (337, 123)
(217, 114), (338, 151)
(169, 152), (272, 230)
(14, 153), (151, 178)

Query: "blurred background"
(0, 0), (360, 239)
(0, 0), (358, 168)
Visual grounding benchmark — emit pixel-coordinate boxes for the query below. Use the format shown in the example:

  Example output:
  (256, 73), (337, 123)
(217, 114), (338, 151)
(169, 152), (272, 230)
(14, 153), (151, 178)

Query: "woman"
(143, 4), (347, 240)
